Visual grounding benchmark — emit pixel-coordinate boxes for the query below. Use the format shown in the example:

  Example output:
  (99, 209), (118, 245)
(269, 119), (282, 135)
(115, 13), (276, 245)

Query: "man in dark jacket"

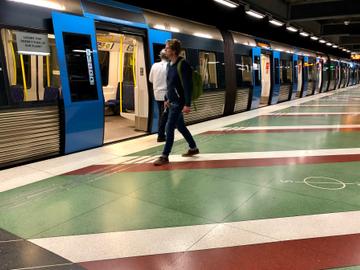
(154, 39), (199, 166)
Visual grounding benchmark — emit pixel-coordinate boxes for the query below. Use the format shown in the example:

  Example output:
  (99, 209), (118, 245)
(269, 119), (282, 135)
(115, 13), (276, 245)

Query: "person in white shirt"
(149, 49), (169, 142)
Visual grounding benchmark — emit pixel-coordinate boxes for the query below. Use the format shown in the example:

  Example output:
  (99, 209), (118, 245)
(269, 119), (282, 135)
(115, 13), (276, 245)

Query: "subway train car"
(0, 0), (359, 168)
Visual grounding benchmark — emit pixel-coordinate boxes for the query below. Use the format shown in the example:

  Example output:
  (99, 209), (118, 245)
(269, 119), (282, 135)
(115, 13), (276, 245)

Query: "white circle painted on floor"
(303, 176), (346, 190)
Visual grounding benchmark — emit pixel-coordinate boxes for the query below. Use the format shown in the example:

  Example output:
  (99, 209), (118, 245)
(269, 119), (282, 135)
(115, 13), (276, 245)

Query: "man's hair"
(159, 49), (167, 60)
(166, 39), (181, 56)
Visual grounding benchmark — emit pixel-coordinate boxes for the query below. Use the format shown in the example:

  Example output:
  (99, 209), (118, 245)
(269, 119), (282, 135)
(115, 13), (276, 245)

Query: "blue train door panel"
(148, 29), (171, 133)
(251, 47), (261, 109)
(52, 12), (104, 154)
(270, 51), (280, 104)
(290, 54), (298, 100)
(301, 56), (309, 97)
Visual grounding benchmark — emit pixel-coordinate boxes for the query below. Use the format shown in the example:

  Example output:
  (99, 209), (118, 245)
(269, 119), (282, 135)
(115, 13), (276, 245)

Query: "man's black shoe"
(182, 148), (200, 157)
(154, 156), (169, 166)
(157, 137), (166, 142)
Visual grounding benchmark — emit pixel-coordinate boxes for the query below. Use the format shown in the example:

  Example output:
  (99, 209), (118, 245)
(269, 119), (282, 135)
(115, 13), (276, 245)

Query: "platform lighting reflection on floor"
(213, 0), (239, 8)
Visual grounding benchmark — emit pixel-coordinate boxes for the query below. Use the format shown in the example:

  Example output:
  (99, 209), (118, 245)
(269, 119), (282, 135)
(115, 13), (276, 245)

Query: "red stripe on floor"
(64, 154), (360, 175)
(80, 233), (360, 270)
(203, 127), (360, 134)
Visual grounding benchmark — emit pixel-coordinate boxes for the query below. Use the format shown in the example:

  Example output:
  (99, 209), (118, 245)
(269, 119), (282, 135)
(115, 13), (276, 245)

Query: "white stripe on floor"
(116, 148), (360, 164)
(214, 124), (360, 131)
(266, 112), (360, 115)
(30, 210), (360, 262)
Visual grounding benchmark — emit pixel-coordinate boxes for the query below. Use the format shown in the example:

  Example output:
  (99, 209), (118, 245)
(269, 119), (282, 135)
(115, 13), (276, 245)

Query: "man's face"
(165, 43), (174, 58)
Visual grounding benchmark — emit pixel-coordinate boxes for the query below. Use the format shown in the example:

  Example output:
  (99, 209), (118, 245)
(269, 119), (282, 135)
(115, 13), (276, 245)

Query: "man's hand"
(164, 100), (170, 108)
(182, 106), (191, 114)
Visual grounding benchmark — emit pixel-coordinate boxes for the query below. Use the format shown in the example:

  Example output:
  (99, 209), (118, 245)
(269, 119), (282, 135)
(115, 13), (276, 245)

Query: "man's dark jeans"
(157, 101), (168, 139)
(162, 102), (196, 157)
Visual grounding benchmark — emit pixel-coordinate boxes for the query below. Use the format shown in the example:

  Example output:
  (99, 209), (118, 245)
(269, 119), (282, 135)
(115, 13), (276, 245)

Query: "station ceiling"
(118, 0), (360, 58)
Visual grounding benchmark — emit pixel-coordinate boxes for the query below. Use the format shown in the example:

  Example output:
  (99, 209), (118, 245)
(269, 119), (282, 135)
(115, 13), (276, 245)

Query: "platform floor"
(1, 86), (360, 270)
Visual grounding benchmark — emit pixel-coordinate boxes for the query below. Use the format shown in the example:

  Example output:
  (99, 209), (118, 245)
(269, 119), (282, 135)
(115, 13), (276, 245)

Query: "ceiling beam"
(339, 36), (360, 45)
(322, 24), (360, 36)
(289, 1), (360, 22)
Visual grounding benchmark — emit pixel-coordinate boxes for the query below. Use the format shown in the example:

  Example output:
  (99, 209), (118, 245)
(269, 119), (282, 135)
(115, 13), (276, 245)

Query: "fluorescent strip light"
(245, 9), (265, 19)
(213, 0), (238, 8)
(18, 51), (50, 56)
(332, 45), (338, 48)
(269, 19), (284, 26)
(193, 32), (213, 39)
(310, 36), (319, 40)
(319, 39), (326, 43)
(286, 26), (298, 32)
(342, 49), (347, 51)
(8, 0), (65, 10)
(300, 31), (309, 37)
(326, 42), (332, 46)
(154, 24), (166, 30)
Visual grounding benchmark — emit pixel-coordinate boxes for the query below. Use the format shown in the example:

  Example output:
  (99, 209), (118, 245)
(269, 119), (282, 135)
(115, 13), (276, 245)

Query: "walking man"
(149, 49), (168, 142)
(154, 39), (199, 166)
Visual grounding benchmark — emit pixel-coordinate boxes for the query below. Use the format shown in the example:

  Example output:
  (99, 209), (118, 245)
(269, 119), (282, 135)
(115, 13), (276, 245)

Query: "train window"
(43, 37), (61, 89)
(280, 59), (292, 84)
(63, 32), (98, 102)
(235, 55), (252, 88)
(293, 61), (298, 84)
(98, 51), (109, 86)
(1, 29), (61, 104)
(180, 49), (187, 59)
(199, 51), (218, 90)
(253, 55), (261, 86)
(274, 58), (280, 84)
(308, 62), (316, 82)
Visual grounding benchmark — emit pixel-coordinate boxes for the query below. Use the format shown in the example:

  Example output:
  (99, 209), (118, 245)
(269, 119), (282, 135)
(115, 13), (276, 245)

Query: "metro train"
(0, 0), (359, 168)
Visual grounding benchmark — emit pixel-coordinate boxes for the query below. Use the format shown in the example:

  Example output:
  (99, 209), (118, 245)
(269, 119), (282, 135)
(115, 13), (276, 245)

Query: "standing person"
(149, 49), (168, 142)
(154, 39), (199, 166)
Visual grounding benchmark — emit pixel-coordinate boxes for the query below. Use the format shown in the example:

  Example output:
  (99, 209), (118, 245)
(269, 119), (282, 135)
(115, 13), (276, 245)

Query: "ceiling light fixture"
(332, 45), (338, 48)
(286, 25), (298, 32)
(326, 42), (332, 46)
(300, 31), (309, 37)
(213, 0), (239, 8)
(269, 19), (284, 27)
(310, 36), (319, 40)
(7, 0), (65, 10)
(319, 39), (326, 43)
(245, 7), (265, 19)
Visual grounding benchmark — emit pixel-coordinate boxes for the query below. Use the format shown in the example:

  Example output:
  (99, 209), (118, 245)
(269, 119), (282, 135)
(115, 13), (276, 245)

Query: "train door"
(52, 12), (104, 153)
(269, 51), (280, 104)
(260, 53), (270, 106)
(250, 47), (261, 109)
(315, 59), (322, 94)
(290, 54), (298, 99)
(296, 57), (303, 97)
(96, 30), (149, 143)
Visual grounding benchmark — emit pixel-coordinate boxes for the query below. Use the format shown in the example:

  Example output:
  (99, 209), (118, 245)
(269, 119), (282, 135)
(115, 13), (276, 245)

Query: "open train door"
(52, 12), (104, 153)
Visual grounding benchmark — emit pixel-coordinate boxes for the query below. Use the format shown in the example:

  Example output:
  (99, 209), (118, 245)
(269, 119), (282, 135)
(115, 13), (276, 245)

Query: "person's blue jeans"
(162, 102), (197, 157)
(157, 101), (168, 139)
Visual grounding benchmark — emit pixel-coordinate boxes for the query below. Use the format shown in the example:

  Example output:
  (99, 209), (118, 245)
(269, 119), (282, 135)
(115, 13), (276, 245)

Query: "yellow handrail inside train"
(9, 40), (17, 85)
(19, 54), (28, 101)
(119, 35), (123, 113)
(132, 41), (137, 88)
(46, 55), (50, 87)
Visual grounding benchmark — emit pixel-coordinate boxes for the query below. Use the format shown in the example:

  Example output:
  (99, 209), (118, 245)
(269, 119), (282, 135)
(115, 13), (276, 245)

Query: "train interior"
(260, 53), (271, 106)
(1, 29), (61, 103)
(96, 30), (148, 143)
